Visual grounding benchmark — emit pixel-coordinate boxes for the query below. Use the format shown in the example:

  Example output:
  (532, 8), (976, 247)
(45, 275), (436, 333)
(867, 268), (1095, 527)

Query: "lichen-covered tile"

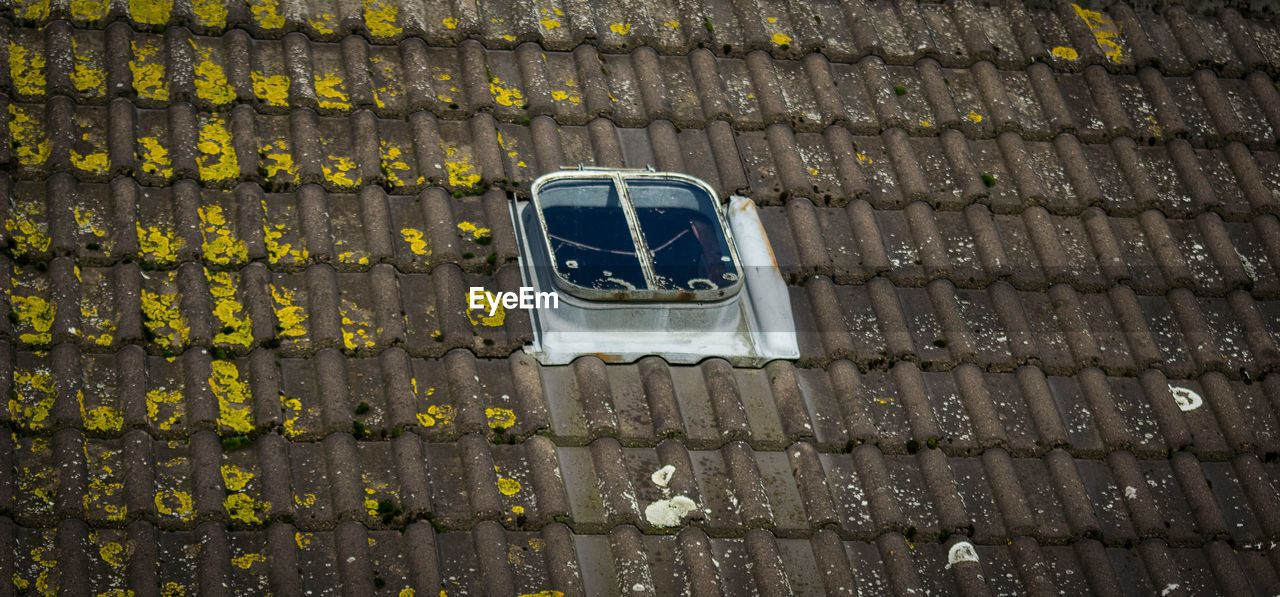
(221, 442), (271, 526)
(8, 28), (48, 102)
(375, 118), (424, 193)
(264, 272), (311, 356)
(1108, 217), (1166, 293)
(133, 109), (177, 184)
(285, 442), (334, 525)
(8, 103), (51, 175)
(947, 457), (1006, 542)
(309, 43), (353, 114)
(293, 529), (342, 595)
(920, 371), (977, 452)
(11, 526), (60, 595)
(5, 181), (52, 260)
(489, 444), (540, 528)
(139, 270), (190, 354)
(246, 38), (290, 111)
(335, 273), (380, 353)
(9, 263), (54, 347)
(152, 439), (199, 527)
(207, 357), (257, 437)
(485, 49), (530, 121)
(12, 433), (58, 521)
(142, 354), (189, 436)
(354, 441), (409, 526)
(73, 354), (124, 435)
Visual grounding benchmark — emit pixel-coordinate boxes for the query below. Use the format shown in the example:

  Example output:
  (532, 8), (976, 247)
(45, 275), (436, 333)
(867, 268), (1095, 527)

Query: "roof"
(3, 0), (1280, 594)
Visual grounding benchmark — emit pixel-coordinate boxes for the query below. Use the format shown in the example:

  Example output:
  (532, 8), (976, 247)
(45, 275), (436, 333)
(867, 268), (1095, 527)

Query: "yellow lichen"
(442, 144), (482, 188)
(231, 553), (265, 569)
(308, 13), (336, 34)
(137, 136), (174, 177)
(198, 204), (247, 264)
(251, 72), (290, 107)
(18, 0), (50, 20)
(488, 76), (524, 107)
(264, 222), (306, 263)
(443, 17), (458, 29)
(70, 39), (105, 96)
(210, 360), (253, 434)
(78, 389), (123, 432)
(1072, 4), (1125, 64)
(191, 0), (227, 28)
(192, 40), (235, 105)
(466, 289), (505, 327)
(71, 143), (109, 175)
(224, 492), (267, 524)
(400, 228), (430, 256)
(8, 104), (50, 167)
(416, 404), (453, 428)
(136, 223), (182, 263)
(247, 0), (284, 29)
(323, 155), (359, 188)
(154, 488), (195, 521)
(280, 395), (304, 438)
(6, 200), (50, 254)
(130, 40), (168, 101)
(259, 139), (298, 183)
(314, 73), (351, 110)
(197, 115), (239, 182)
(965, 110), (983, 123)
(457, 221), (491, 241)
(129, 0), (172, 24)
(496, 477), (521, 495)
(485, 407), (515, 430)
(10, 369), (56, 429)
(83, 448), (127, 521)
(771, 32), (792, 46)
(339, 298), (376, 350)
(221, 463), (254, 491)
(11, 295), (54, 344)
(146, 388), (184, 431)
(1052, 46), (1080, 60)
(141, 281), (189, 349)
(207, 269), (253, 348)
(363, 0), (402, 37)
(70, 0), (108, 20)
(380, 141), (411, 186)
(270, 284), (308, 338)
(9, 40), (47, 97)
(664, 20), (679, 29)
(609, 23), (631, 35)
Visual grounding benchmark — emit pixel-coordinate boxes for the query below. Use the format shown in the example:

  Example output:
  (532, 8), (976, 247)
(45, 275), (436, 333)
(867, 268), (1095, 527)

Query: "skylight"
(532, 171), (743, 301)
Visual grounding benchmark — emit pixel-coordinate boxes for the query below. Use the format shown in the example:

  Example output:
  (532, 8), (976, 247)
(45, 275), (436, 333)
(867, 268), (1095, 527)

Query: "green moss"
(981, 173), (996, 187)
(893, 85), (907, 96)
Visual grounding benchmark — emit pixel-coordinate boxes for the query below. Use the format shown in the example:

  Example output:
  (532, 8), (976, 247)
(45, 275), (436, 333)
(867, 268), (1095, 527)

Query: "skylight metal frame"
(529, 168), (745, 302)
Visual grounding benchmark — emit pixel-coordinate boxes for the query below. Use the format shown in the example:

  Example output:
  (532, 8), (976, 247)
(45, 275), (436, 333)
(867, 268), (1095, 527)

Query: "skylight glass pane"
(626, 179), (740, 293)
(538, 179), (648, 292)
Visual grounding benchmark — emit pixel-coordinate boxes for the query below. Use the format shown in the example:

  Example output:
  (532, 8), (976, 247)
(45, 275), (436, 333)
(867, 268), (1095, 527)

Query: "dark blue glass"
(538, 179), (648, 291)
(626, 180), (739, 292)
